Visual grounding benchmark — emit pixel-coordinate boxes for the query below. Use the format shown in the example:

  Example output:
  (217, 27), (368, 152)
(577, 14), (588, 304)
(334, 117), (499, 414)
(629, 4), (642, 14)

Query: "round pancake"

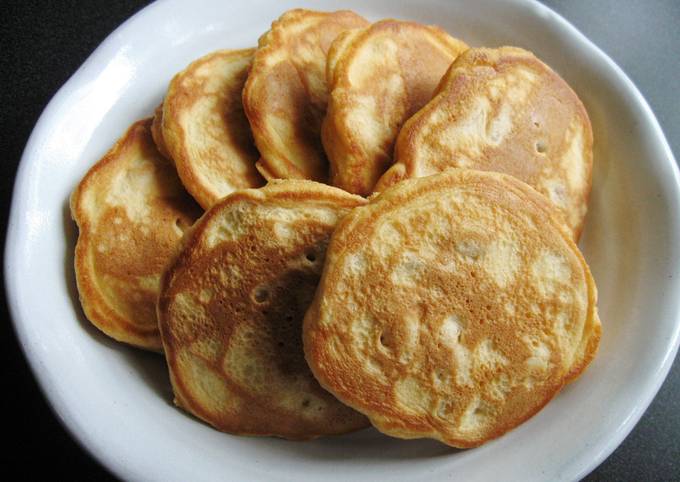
(304, 168), (600, 448)
(161, 49), (264, 209)
(71, 119), (202, 351)
(376, 47), (594, 239)
(242, 9), (369, 182)
(157, 180), (369, 439)
(322, 20), (468, 196)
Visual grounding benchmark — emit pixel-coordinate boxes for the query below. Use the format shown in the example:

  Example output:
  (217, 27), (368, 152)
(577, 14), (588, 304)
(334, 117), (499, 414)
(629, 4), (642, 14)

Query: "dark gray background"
(1, 1), (678, 480)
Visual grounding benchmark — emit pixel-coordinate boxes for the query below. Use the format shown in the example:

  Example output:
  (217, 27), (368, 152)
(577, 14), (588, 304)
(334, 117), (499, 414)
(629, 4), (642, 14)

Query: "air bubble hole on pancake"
(253, 286), (270, 304)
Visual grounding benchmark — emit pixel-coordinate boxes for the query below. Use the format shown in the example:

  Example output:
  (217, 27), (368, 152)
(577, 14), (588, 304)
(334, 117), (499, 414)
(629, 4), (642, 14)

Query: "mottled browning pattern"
(242, 9), (369, 182)
(323, 20), (468, 196)
(71, 119), (202, 350)
(377, 47), (593, 239)
(158, 180), (369, 439)
(161, 49), (264, 209)
(304, 169), (600, 448)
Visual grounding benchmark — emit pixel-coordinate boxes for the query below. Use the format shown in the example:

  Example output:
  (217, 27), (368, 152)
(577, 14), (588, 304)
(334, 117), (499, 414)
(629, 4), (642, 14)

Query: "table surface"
(1, 1), (678, 480)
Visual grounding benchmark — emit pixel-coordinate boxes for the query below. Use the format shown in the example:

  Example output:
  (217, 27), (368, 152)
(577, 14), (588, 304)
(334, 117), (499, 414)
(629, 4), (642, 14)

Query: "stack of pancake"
(71, 8), (600, 448)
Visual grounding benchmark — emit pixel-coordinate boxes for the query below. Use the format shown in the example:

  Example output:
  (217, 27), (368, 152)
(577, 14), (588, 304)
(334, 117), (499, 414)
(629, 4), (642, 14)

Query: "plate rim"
(5, 0), (680, 480)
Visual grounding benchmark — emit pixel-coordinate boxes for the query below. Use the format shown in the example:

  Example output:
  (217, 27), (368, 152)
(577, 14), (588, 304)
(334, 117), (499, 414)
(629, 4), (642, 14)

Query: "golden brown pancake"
(323, 20), (468, 195)
(160, 49), (264, 209)
(304, 168), (600, 448)
(157, 180), (369, 439)
(376, 47), (593, 238)
(71, 119), (202, 351)
(242, 9), (369, 182)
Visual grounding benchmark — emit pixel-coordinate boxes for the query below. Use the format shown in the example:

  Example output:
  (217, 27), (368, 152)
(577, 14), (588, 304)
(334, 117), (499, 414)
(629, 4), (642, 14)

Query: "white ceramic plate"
(6, 0), (680, 480)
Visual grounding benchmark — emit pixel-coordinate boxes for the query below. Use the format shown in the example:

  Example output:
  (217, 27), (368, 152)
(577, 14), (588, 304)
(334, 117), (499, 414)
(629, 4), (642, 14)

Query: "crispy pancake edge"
(151, 103), (171, 161)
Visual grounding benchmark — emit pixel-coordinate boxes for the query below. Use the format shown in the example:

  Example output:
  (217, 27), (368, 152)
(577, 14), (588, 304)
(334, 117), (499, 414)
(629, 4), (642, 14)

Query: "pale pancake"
(71, 119), (202, 351)
(157, 180), (369, 439)
(304, 169), (600, 448)
(161, 49), (264, 209)
(323, 20), (468, 195)
(242, 9), (369, 182)
(377, 47), (593, 238)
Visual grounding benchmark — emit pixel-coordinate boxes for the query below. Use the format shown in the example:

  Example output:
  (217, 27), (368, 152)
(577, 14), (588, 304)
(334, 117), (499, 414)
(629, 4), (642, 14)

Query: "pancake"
(160, 49), (264, 209)
(157, 180), (369, 439)
(376, 47), (593, 239)
(71, 119), (202, 351)
(242, 9), (369, 182)
(323, 20), (468, 196)
(303, 168), (600, 448)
